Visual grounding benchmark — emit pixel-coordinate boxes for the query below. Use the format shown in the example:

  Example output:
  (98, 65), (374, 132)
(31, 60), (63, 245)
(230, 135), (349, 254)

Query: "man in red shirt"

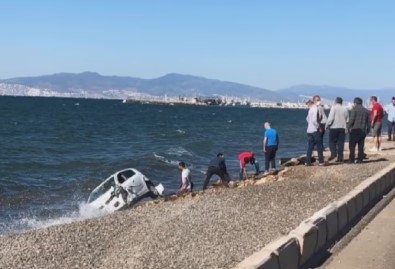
(238, 152), (260, 180)
(370, 96), (384, 151)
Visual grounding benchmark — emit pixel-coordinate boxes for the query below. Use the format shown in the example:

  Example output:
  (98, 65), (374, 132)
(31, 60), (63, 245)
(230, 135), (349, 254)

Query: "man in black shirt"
(347, 97), (371, 163)
(202, 153), (231, 190)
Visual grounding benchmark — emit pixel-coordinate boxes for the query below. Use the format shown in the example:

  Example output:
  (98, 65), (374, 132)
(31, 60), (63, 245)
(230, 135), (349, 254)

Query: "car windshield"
(88, 176), (115, 203)
(122, 169), (135, 178)
(117, 169), (136, 183)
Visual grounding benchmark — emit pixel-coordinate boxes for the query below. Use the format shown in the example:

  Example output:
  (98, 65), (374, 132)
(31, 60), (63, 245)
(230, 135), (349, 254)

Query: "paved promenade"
(325, 196), (395, 269)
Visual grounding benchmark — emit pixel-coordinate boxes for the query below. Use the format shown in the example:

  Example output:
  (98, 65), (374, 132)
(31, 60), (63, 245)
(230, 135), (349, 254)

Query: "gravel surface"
(1, 147), (394, 269)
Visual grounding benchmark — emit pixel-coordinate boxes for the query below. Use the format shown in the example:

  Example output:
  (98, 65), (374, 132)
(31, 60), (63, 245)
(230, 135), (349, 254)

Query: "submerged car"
(87, 168), (165, 212)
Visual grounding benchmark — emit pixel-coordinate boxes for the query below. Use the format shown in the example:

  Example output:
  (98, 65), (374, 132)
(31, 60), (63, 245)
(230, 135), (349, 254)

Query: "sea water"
(0, 96), (308, 235)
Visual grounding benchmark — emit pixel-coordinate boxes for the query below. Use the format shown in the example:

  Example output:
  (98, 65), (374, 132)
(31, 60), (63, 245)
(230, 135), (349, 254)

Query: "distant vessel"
(122, 99), (126, 103)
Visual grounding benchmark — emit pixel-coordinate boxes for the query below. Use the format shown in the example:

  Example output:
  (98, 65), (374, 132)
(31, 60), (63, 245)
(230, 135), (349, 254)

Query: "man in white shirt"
(177, 162), (192, 195)
(305, 95), (325, 166)
(385, 97), (395, 141)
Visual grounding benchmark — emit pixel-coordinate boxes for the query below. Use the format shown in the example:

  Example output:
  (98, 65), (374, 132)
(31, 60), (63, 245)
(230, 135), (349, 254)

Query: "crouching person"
(202, 153), (231, 190)
(238, 151), (260, 180)
(177, 161), (193, 195)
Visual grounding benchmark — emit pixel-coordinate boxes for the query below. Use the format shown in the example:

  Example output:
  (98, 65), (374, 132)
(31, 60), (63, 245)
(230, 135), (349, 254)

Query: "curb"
(234, 163), (395, 269)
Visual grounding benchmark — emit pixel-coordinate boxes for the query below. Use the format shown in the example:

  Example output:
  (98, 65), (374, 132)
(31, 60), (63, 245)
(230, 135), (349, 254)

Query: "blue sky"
(0, 0), (394, 89)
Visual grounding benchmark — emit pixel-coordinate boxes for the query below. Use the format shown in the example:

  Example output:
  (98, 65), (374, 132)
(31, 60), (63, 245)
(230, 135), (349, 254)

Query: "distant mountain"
(279, 85), (395, 104)
(2, 72), (143, 92)
(1, 72), (394, 103)
(0, 72), (298, 102)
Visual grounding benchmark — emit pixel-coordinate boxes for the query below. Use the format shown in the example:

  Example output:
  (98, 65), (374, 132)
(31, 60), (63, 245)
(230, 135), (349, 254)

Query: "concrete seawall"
(235, 163), (395, 269)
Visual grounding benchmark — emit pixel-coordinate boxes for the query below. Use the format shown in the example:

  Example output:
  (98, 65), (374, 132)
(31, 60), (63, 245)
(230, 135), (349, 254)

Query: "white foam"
(153, 152), (179, 166)
(78, 202), (112, 219)
(166, 146), (193, 156)
(2, 202), (111, 235)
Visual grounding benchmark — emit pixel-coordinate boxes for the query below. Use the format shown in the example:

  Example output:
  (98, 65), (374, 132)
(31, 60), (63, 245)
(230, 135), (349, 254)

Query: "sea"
(0, 96), (309, 235)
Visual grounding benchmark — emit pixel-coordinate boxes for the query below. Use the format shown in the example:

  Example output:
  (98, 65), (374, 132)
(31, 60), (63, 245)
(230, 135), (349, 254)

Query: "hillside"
(1, 73), (394, 103)
(280, 85), (395, 103)
(1, 72), (297, 102)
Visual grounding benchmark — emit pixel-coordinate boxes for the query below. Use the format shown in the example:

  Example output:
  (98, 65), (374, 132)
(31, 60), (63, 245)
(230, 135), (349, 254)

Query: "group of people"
(175, 94), (394, 194)
(306, 95), (393, 165)
(176, 122), (279, 194)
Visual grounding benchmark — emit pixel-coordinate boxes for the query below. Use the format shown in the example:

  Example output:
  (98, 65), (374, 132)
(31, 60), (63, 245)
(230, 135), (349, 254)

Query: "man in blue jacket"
(202, 153), (231, 190)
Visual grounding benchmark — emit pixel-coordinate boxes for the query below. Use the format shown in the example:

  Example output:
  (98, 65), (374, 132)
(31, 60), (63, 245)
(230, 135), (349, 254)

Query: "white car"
(88, 168), (164, 212)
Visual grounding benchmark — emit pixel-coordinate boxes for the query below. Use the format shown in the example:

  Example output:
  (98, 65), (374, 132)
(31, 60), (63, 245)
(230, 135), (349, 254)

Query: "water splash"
(0, 202), (111, 236)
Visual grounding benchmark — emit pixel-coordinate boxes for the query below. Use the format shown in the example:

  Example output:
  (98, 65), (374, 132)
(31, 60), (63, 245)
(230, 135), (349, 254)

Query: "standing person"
(177, 162), (193, 195)
(238, 152), (260, 180)
(305, 96), (325, 166)
(369, 96), (384, 151)
(325, 97), (349, 162)
(202, 153), (231, 190)
(385, 97), (395, 141)
(263, 122), (279, 173)
(347, 97), (370, 164)
(317, 98), (328, 148)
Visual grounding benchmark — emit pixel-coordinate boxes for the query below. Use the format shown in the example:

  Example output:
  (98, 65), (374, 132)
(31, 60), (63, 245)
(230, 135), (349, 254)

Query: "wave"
(160, 129), (186, 138)
(0, 202), (110, 236)
(153, 153), (180, 166)
(152, 146), (193, 166)
(166, 146), (193, 157)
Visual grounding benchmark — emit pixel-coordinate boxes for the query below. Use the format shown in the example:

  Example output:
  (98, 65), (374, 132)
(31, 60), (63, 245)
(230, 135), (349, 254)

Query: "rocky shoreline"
(1, 142), (394, 269)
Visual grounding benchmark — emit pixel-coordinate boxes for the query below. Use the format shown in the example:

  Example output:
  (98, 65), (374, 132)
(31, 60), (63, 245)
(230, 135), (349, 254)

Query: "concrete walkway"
(325, 197), (395, 269)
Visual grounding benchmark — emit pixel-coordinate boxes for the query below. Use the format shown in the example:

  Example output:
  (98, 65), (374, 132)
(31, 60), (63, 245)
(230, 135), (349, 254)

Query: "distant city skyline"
(1, 1), (394, 90)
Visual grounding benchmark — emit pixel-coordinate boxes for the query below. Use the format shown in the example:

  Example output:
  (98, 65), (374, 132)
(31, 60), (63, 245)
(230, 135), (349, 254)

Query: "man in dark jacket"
(347, 97), (371, 163)
(202, 153), (231, 190)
